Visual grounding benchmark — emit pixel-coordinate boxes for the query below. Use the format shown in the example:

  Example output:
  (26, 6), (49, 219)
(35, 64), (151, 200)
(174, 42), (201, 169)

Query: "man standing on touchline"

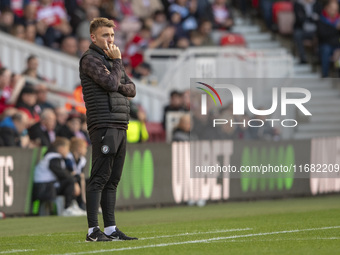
(79, 17), (137, 242)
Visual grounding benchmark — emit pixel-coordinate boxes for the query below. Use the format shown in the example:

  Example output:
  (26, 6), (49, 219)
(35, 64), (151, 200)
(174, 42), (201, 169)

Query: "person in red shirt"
(36, 0), (71, 47)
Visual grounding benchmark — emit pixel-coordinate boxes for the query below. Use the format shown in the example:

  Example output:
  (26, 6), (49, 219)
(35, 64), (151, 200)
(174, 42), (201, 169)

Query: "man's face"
(42, 114), (56, 131)
(91, 26), (114, 50)
(28, 58), (38, 70)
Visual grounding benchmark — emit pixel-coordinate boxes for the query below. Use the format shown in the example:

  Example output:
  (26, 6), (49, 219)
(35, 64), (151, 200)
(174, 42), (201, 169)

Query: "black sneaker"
(86, 227), (113, 242)
(105, 228), (138, 240)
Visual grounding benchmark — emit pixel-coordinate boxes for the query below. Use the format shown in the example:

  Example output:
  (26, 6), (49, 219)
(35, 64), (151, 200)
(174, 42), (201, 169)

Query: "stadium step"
(306, 106), (340, 114)
(293, 130), (340, 139)
(292, 73), (320, 78)
(232, 25), (261, 34)
(293, 64), (313, 74)
(247, 41), (282, 49)
(233, 14), (340, 140)
(309, 114), (340, 122)
(297, 122), (340, 132)
(243, 33), (272, 43)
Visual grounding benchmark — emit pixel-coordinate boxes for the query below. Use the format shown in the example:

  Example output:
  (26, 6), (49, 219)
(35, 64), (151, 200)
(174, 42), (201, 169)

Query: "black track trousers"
(86, 128), (126, 228)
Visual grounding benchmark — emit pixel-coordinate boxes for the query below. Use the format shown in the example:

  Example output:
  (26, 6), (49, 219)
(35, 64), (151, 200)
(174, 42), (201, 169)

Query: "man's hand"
(104, 43), (121, 59)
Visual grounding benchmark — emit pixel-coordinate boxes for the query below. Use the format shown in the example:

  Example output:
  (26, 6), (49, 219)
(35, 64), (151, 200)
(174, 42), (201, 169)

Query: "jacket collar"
(89, 43), (111, 60)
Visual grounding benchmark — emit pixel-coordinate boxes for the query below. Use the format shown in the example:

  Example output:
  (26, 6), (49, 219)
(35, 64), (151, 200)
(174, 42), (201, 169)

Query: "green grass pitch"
(0, 195), (339, 255)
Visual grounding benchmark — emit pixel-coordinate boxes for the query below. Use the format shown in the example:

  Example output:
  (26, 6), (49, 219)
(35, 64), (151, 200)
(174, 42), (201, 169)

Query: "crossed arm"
(81, 55), (136, 98)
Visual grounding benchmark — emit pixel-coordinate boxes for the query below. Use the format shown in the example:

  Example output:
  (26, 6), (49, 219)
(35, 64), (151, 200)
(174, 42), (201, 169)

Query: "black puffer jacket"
(79, 43), (136, 133)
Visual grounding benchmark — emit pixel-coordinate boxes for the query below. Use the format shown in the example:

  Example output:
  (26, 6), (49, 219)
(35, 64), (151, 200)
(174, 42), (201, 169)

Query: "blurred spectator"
(131, 0), (164, 19)
(211, 0), (233, 30)
(25, 23), (38, 43)
(11, 23), (26, 39)
(294, 0), (322, 64)
(99, 0), (116, 20)
(0, 67), (13, 113)
(0, 68), (26, 114)
(57, 113), (89, 142)
(33, 137), (84, 216)
(79, 113), (90, 144)
(66, 137), (88, 210)
(169, 0), (198, 32)
(54, 106), (68, 133)
(64, 84), (86, 114)
(28, 108), (56, 146)
(22, 55), (45, 81)
(124, 25), (152, 68)
(0, 0), (38, 19)
(0, 107), (18, 122)
(35, 83), (54, 110)
(190, 91), (216, 140)
(114, 0), (135, 21)
(78, 38), (91, 57)
(68, 0), (92, 34)
(76, 6), (100, 40)
(248, 113), (280, 140)
(216, 112), (238, 140)
(0, 9), (15, 33)
(127, 100), (149, 143)
(318, 0), (340, 77)
(260, 0), (277, 30)
(60, 36), (78, 57)
(176, 37), (190, 48)
(169, 9), (188, 41)
(197, 19), (214, 46)
(132, 62), (153, 83)
(172, 113), (190, 141)
(182, 89), (190, 111)
(147, 10), (168, 39)
(0, 110), (29, 147)
(15, 2), (38, 26)
(190, 30), (204, 46)
(196, 0), (214, 21)
(36, 0), (71, 48)
(15, 84), (40, 125)
(148, 25), (176, 48)
(162, 90), (185, 129)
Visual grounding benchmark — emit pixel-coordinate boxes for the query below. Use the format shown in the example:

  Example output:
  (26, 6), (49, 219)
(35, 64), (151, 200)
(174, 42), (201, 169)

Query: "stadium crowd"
(1, 0), (340, 145)
(0, 0), (235, 82)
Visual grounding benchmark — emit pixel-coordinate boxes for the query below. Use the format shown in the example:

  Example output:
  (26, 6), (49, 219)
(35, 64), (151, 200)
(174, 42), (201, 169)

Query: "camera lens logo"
(196, 82), (222, 115)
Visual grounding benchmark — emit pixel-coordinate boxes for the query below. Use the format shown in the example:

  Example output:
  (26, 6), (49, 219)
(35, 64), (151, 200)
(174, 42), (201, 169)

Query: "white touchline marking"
(0, 250), (36, 254)
(54, 226), (340, 255)
(139, 228), (252, 240)
(212, 237), (340, 243)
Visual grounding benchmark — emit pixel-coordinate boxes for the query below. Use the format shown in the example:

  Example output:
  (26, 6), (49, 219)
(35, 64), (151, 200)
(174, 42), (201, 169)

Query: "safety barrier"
(144, 47), (294, 92)
(0, 31), (79, 92)
(1, 137), (339, 215)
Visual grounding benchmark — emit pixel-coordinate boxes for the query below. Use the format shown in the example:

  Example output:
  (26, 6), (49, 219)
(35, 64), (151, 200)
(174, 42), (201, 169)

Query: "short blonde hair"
(70, 137), (87, 153)
(90, 17), (115, 34)
(52, 137), (70, 150)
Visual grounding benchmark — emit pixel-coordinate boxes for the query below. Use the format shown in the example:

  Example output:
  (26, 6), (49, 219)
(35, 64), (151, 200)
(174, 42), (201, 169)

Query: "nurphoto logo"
(196, 81), (312, 128)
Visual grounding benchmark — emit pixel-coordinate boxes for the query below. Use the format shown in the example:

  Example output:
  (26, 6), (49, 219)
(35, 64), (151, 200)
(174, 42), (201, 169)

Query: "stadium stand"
(1, 0), (340, 142)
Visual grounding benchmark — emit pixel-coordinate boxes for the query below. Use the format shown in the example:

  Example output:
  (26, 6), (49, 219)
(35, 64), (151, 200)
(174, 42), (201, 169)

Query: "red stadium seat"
(272, 1), (293, 24)
(145, 122), (165, 142)
(252, 0), (259, 8)
(220, 34), (246, 47)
